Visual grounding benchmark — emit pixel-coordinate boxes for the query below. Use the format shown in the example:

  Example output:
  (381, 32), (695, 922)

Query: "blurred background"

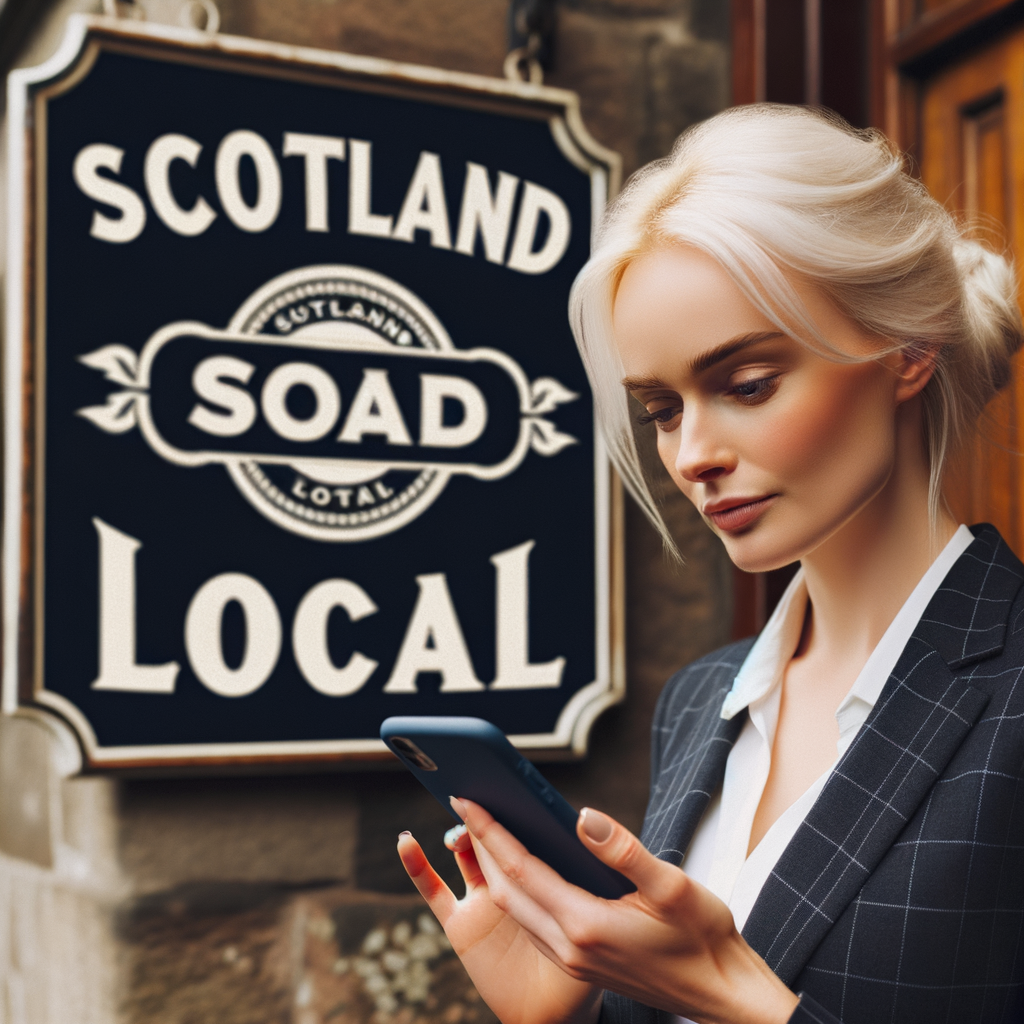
(0, 0), (1020, 1021)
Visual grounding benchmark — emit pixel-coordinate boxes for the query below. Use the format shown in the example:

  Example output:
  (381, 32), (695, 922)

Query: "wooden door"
(885, 1), (1024, 554)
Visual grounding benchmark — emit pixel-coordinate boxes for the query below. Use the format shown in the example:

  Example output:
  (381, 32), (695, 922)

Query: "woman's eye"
(637, 405), (681, 430)
(728, 375), (780, 404)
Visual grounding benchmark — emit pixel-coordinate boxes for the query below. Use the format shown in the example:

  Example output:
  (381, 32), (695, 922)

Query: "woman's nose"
(685, 463), (730, 483)
(672, 419), (736, 483)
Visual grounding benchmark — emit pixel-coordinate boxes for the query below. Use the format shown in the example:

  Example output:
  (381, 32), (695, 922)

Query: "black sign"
(5, 16), (622, 767)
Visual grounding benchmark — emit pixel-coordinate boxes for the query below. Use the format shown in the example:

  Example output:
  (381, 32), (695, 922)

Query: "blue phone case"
(381, 715), (635, 900)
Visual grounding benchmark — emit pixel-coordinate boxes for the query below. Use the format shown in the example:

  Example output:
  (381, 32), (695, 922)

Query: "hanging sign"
(4, 16), (622, 768)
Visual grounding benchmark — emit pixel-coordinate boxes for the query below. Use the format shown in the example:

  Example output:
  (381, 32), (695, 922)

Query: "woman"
(396, 105), (1024, 1024)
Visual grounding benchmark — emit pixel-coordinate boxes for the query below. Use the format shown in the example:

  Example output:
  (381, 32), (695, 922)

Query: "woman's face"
(613, 246), (912, 572)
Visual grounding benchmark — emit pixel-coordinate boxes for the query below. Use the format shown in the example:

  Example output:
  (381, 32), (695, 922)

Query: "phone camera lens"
(390, 736), (438, 772)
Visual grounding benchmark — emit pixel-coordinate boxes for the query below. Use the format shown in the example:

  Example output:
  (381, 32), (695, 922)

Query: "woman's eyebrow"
(688, 331), (785, 374)
(620, 331), (786, 392)
(620, 374), (668, 391)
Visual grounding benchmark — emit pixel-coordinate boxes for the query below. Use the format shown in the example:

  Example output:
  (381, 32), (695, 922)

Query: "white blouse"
(673, 525), (973, 1024)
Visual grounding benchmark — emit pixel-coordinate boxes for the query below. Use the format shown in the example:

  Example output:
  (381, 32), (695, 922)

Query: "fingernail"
(444, 824), (468, 850)
(398, 830), (411, 839)
(449, 796), (468, 820)
(580, 808), (612, 843)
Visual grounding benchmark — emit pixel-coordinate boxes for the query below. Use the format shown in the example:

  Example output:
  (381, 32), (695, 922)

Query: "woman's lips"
(704, 495), (777, 532)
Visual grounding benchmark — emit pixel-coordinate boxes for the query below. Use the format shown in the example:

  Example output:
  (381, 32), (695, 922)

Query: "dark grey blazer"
(602, 524), (1024, 1024)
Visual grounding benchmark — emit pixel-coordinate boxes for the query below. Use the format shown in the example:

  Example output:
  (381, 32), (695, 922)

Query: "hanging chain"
(505, 0), (554, 85)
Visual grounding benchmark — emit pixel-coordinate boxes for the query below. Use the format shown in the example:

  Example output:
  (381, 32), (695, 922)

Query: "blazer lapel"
(641, 645), (753, 866)
(647, 710), (746, 865)
(741, 524), (1021, 986)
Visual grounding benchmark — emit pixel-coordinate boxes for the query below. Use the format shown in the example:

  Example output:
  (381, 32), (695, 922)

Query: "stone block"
(215, 0), (509, 77)
(0, 858), (121, 1024)
(120, 884), (496, 1024)
(0, 716), (54, 868)
(548, 4), (729, 174)
(119, 775), (360, 893)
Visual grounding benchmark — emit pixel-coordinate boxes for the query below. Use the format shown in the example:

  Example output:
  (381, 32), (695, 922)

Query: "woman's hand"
(397, 824), (602, 1024)
(450, 798), (799, 1024)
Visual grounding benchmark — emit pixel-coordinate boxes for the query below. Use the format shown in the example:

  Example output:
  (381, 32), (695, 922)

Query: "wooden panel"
(891, 0), (1023, 73)
(868, 0), (897, 142)
(822, 0), (869, 125)
(765, 0), (806, 102)
(732, 0), (766, 103)
(919, 26), (1024, 552)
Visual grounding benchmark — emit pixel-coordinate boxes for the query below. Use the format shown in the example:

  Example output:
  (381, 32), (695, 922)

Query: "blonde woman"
(397, 105), (1024, 1024)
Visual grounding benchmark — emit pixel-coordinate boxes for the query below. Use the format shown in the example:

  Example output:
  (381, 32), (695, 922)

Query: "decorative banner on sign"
(4, 15), (622, 768)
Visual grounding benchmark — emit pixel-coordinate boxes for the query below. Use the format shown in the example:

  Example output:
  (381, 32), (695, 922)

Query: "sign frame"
(4, 14), (624, 770)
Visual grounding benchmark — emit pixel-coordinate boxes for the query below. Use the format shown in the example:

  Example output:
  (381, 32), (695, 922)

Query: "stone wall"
(0, 2), (733, 1021)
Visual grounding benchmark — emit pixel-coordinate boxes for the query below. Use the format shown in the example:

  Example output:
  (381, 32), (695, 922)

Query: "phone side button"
(515, 759), (557, 805)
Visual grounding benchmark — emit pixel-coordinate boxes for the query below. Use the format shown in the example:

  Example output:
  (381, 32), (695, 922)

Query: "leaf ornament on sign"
(525, 377), (579, 456)
(528, 417), (577, 456)
(76, 345), (144, 434)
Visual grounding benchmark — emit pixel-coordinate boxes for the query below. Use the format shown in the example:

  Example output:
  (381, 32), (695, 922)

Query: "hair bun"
(952, 237), (1022, 399)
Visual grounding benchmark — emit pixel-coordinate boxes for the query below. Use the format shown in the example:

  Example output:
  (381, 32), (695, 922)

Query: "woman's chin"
(729, 555), (796, 575)
(719, 532), (803, 575)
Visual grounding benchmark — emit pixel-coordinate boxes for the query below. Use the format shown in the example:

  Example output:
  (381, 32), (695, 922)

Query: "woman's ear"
(893, 343), (940, 404)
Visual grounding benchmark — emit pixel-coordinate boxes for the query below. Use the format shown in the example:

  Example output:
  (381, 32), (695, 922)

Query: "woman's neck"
(797, 401), (957, 664)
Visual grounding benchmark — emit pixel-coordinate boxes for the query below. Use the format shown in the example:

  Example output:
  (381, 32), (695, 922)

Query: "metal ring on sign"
(179, 0), (220, 33)
(503, 31), (543, 85)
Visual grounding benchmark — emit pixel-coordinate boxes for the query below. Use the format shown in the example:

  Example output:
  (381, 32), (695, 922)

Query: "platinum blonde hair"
(569, 104), (1023, 551)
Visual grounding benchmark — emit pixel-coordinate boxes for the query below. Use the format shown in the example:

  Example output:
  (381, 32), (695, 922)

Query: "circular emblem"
(226, 265), (453, 542)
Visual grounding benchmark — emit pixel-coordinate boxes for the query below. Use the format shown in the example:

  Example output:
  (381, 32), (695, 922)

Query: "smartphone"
(381, 715), (635, 900)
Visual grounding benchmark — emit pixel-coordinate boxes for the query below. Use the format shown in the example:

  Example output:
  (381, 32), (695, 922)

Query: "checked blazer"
(601, 524), (1024, 1024)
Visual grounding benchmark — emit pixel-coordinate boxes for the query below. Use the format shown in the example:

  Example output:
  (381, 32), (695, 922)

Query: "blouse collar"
(720, 524), (975, 724)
